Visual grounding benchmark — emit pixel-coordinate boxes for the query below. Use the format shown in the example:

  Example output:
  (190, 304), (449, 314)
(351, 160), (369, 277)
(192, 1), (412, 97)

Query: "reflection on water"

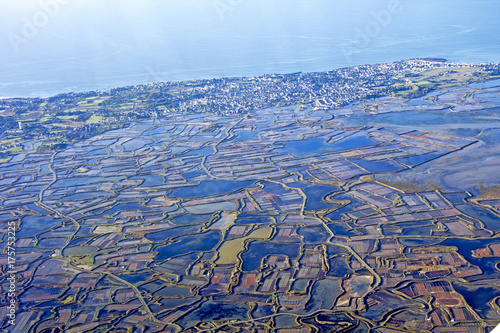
(440, 238), (500, 277)
(453, 283), (500, 318)
(343, 109), (500, 127)
(170, 180), (255, 198)
(278, 134), (379, 157)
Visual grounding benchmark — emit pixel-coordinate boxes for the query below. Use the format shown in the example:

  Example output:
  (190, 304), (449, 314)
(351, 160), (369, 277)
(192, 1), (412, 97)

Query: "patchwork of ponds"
(176, 301), (249, 328)
(155, 231), (222, 261)
(19, 216), (63, 237)
(303, 185), (340, 210)
(278, 133), (379, 157)
(170, 180), (255, 198)
(241, 241), (301, 271)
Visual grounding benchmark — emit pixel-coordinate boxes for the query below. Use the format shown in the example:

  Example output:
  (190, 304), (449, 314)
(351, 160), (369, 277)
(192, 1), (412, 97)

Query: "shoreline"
(1, 58), (499, 100)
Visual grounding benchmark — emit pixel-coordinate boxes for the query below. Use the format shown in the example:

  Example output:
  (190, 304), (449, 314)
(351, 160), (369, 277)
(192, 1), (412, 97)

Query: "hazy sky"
(2, 0), (497, 61)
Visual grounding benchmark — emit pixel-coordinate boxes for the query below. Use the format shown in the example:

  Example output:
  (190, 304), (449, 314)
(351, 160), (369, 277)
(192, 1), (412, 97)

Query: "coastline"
(0, 58), (499, 100)
(0, 58), (499, 162)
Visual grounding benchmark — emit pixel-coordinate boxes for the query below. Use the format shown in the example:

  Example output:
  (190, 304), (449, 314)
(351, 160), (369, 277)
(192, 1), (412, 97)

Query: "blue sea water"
(0, 0), (499, 98)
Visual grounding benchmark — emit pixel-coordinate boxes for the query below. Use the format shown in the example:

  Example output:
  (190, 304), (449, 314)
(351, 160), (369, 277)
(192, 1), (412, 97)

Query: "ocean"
(0, 0), (499, 98)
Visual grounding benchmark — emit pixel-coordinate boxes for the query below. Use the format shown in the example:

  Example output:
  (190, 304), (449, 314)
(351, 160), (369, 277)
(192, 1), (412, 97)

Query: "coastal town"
(1, 59), (499, 163)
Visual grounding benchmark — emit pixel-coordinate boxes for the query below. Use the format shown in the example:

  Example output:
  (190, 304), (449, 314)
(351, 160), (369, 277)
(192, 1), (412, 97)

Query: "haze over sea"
(1, 0), (499, 98)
